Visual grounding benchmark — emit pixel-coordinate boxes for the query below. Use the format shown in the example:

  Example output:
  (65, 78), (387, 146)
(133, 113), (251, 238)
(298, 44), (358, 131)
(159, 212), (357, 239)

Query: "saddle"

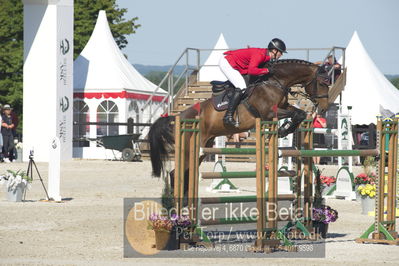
(210, 80), (255, 111)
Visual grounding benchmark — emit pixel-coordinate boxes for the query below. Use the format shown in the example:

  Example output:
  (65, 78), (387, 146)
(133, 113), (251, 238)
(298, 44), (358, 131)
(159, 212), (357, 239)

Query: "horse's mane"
(252, 59), (321, 86)
(267, 59), (316, 67)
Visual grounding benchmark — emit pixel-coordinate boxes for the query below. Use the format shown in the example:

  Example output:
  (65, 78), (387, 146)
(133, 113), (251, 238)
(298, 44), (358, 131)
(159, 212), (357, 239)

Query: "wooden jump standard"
(356, 118), (399, 245)
(174, 116), (292, 251)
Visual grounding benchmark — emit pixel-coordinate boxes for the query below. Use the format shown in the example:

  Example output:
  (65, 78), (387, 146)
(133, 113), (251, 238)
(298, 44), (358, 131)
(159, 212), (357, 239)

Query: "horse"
(148, 59), (330, 194)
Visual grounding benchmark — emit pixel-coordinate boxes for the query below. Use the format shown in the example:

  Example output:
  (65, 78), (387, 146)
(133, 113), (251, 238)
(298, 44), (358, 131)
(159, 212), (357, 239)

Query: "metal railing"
(320, 46), (346, 85)
(140, 48), (202, 121)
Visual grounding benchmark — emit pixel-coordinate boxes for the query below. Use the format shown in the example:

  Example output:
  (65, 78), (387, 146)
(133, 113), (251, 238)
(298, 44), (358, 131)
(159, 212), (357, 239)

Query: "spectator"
(1, 104), (15, 162)
(231, 131), (250, 143)
(10, 109), (19, 138)
(315, 55), (342, 83)
(313, 112), (327, 164)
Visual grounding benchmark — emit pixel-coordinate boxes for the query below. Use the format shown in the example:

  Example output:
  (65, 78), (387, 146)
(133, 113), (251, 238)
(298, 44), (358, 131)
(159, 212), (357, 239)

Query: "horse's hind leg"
(277, 106), (307, 138)
(168, 168), (189, 191)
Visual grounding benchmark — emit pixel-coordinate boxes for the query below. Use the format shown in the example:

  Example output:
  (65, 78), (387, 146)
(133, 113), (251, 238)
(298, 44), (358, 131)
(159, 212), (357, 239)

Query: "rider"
(218, 38), (287, 127)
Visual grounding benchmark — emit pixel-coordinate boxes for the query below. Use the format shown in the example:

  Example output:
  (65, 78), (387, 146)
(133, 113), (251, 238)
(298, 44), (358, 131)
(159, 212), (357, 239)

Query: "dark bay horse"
(149, 59), (330, 189)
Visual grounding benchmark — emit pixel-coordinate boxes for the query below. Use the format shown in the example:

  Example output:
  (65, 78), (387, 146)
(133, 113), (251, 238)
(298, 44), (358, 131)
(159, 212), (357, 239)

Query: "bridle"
(255, 64), (329, 110)
(293, 68), (329, 108)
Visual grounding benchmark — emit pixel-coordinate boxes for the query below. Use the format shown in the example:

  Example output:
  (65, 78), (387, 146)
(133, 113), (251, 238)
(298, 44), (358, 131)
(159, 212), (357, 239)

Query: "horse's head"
(303, 66), (330, 114)
(256, 59), (330, 113)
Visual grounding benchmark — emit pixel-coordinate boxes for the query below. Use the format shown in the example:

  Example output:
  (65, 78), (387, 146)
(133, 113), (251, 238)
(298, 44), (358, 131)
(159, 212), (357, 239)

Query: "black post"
(127, 118), (134, 134)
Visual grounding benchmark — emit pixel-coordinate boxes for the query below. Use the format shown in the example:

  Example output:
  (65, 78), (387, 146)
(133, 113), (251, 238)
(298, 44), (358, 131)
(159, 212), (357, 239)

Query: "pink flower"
(320, 175), (336, 186)
(355, 173), (376, 185)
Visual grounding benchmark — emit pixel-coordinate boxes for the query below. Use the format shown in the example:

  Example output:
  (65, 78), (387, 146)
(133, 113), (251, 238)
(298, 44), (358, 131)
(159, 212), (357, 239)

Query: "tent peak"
(73, 10), (166, 94)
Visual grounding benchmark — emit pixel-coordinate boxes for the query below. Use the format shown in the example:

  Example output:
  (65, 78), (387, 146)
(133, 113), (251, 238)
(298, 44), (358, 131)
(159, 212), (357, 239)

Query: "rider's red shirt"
(313, 117), (327, 128)
(224, 48), (271, 75)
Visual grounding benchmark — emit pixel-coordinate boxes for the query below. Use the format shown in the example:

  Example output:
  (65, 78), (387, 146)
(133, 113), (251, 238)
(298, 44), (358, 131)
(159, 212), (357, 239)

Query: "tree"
(145, 71), (168, 87)
(390, 77), (399, 90)
(0, 0), (140, 131)
(74, 0), (140, 59)
(145, 71), (185, 93)
(0, 0), (23, 116)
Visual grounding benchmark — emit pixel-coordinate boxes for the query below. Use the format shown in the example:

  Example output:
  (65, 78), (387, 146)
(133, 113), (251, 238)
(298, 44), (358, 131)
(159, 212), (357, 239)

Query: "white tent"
(340, 31), (399, 125)
(198, 33), (229, 81)
(74, 10), (166, 95)
(73, 10), (166, 159)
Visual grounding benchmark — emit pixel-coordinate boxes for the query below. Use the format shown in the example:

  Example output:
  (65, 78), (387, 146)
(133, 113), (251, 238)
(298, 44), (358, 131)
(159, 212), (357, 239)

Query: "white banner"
(56, 3), (73, 160)
(48, 137), (61, 201)
(23, 0), (73, 162)
(337, 107), (354, 171)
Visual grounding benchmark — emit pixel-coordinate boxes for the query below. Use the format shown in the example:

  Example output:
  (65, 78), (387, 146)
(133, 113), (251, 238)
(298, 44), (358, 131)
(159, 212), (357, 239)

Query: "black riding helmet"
(268, 38), (287, 53)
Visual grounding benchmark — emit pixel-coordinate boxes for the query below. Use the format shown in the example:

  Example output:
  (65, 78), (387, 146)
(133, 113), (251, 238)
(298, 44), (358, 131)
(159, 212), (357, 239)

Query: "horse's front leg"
(277, 106), (307, 138)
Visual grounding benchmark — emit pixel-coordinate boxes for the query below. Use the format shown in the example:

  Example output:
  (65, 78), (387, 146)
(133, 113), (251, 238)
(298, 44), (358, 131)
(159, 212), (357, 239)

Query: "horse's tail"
(148, 116), (175, 177)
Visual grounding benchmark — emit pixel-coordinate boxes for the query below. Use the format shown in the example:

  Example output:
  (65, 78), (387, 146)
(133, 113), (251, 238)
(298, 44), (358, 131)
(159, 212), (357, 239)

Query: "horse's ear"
(315, 66), (330, 85)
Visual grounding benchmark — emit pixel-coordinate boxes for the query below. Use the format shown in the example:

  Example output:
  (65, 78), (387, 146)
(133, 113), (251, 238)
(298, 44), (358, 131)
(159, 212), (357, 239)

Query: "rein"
(261, 79), (292, 95)
(291, 69), (329, 106)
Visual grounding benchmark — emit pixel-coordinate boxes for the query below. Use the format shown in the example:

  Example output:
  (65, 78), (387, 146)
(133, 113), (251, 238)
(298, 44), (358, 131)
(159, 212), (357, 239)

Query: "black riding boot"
(223, 89), (243, 127)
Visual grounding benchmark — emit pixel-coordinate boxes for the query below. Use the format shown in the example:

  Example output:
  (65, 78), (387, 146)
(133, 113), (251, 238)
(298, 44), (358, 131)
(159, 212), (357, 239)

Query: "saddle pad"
(211, 86), (256, 111)
(211, 87), (233, 111)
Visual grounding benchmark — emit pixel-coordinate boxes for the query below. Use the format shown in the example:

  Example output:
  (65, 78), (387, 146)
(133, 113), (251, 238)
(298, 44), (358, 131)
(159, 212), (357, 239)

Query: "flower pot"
(154, 230), (178, 250)
(361, 197), (375, 215)
(6, 184), (25, 202)
(16, 148), (23, 163)
(313, 221), (329, 238)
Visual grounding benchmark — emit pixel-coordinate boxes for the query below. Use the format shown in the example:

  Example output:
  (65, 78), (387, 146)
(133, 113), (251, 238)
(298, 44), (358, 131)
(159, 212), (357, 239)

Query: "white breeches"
(219, 56), (247, 90)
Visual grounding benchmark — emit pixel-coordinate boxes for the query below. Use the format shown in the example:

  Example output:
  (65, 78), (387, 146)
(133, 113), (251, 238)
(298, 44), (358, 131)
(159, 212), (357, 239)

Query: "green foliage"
(0, 0), (139, 131)
(313, 168), (323, 208)
(7, 169), (32, 183)
(390, 77), (399, 90)
(161, 171), (175, 213)
(362, 156), (376, 176)
(74, 0), (140, 59)
(145, 71), (185, 93)
(145, 71), (168, 86)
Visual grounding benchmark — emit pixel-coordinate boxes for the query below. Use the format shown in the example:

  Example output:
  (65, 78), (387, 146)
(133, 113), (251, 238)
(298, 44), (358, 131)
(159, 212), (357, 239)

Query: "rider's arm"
(247, 50), (270, 76)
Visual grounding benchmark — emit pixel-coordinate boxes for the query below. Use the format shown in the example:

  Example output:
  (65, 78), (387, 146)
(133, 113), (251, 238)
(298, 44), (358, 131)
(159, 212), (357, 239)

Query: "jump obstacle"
(356, 118), (399, 244)
(209, 136), (239, 193)
(172, 115), (399, 251)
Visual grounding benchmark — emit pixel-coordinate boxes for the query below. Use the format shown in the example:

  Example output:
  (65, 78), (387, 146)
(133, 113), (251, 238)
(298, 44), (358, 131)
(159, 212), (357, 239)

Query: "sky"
(116, 0), (399, 74)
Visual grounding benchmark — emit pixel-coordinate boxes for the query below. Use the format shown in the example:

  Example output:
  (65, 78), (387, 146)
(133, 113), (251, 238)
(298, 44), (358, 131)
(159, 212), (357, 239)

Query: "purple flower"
(175, 215), (192, 228)
(312, 205), (338, 224)
(148, 213), (193, 231)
